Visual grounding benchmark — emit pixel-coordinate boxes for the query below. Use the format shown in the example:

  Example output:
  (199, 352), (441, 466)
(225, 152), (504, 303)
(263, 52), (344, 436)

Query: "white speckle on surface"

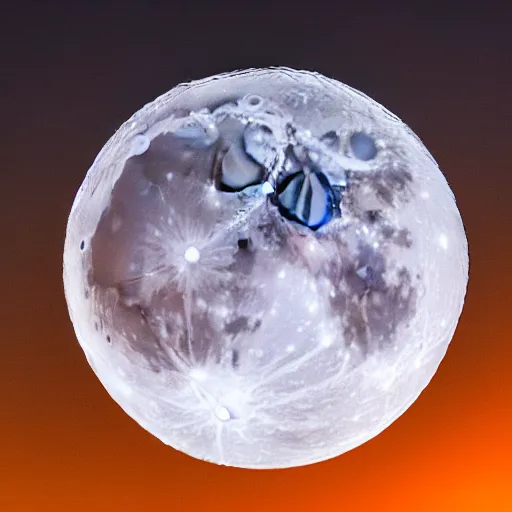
(216, 305), (229, 318)
(320, 331), (334, 348)
(277, 270), (286, 279)
(261, 182), (274, 195)
(214, 405), (231, 421)
(248, 348), (264, 358)
(196, 297), (208, 310)
(190, 368), (208, 382)
(159, 324), (168, 339)
(420, 190), (430, 199)
(439, 234), (448, 250)
(308, 301), (319, 314)
(166, 172), (173, 181)
(286, 344), (296, 353)
(118, 381), (133, 397)
(356, 266), (368, 280)
(184, 246), (200, 263)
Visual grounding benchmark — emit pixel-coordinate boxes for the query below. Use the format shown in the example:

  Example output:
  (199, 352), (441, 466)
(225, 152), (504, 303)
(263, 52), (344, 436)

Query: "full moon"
(63, 68), (468, 469)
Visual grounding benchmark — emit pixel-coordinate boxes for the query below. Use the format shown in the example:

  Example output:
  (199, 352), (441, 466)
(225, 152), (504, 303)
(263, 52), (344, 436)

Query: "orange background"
(2, 2), (511, 511)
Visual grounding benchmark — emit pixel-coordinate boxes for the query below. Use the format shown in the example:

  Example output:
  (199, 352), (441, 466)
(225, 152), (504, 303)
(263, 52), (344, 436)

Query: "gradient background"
(2, 1), (511, 510)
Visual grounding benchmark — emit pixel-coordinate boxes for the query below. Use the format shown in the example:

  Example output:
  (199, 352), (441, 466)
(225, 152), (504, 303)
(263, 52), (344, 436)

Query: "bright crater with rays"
(63, 68), (468, 469)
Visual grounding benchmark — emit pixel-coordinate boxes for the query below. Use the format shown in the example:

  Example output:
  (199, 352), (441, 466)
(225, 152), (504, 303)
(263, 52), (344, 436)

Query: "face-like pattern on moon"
(63, 68), (469, 469)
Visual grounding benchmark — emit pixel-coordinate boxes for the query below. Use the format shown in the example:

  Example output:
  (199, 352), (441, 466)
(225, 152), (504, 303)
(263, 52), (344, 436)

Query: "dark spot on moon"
(366, 210), (382, 223)
(380, 225), (413, 248)
(231, 349), (240, 368)
(87, 269), (95, 287)
(106, 335), (111, 344)
(225, 316), (250, 335)
(374, 168), (413, 205)
(393, 228), (413, 248)
(252, 318), (262, 332)
(381, 225), (395, 239)
(178, 326), (190, 354)
(347, 165), (413, 209)
(327, 241), (417, 353)
(80, 240), (85, 251)
(237, 238), (249, 250)
(138, 306), (148, 323)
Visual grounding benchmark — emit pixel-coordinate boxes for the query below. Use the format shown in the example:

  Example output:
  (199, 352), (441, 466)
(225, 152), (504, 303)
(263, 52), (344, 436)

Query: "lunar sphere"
(63, 68), (468, 469)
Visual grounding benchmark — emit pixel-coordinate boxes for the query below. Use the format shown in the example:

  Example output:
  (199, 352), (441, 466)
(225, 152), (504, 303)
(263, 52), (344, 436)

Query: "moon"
(63, 68), (469, 469)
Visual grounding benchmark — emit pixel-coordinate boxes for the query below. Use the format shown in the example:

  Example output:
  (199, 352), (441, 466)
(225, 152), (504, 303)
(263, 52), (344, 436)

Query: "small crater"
(248, 95), (261, 106)
(80, 240), (85, 251)
(84, 289), (89, 299)
(106, 335), (111, 344)
(320, 130), (340, 150)
(131, 134), (150, 156)
(258, 124), (273, 135)
(350, 132), (378, 161)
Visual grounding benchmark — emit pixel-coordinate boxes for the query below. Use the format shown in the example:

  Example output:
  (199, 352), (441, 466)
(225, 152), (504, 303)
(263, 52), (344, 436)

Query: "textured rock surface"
(63, 68), (468, 468)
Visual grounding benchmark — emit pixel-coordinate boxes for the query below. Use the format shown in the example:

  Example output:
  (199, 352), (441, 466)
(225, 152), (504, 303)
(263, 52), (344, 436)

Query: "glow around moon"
(63, 68), (469, 469)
